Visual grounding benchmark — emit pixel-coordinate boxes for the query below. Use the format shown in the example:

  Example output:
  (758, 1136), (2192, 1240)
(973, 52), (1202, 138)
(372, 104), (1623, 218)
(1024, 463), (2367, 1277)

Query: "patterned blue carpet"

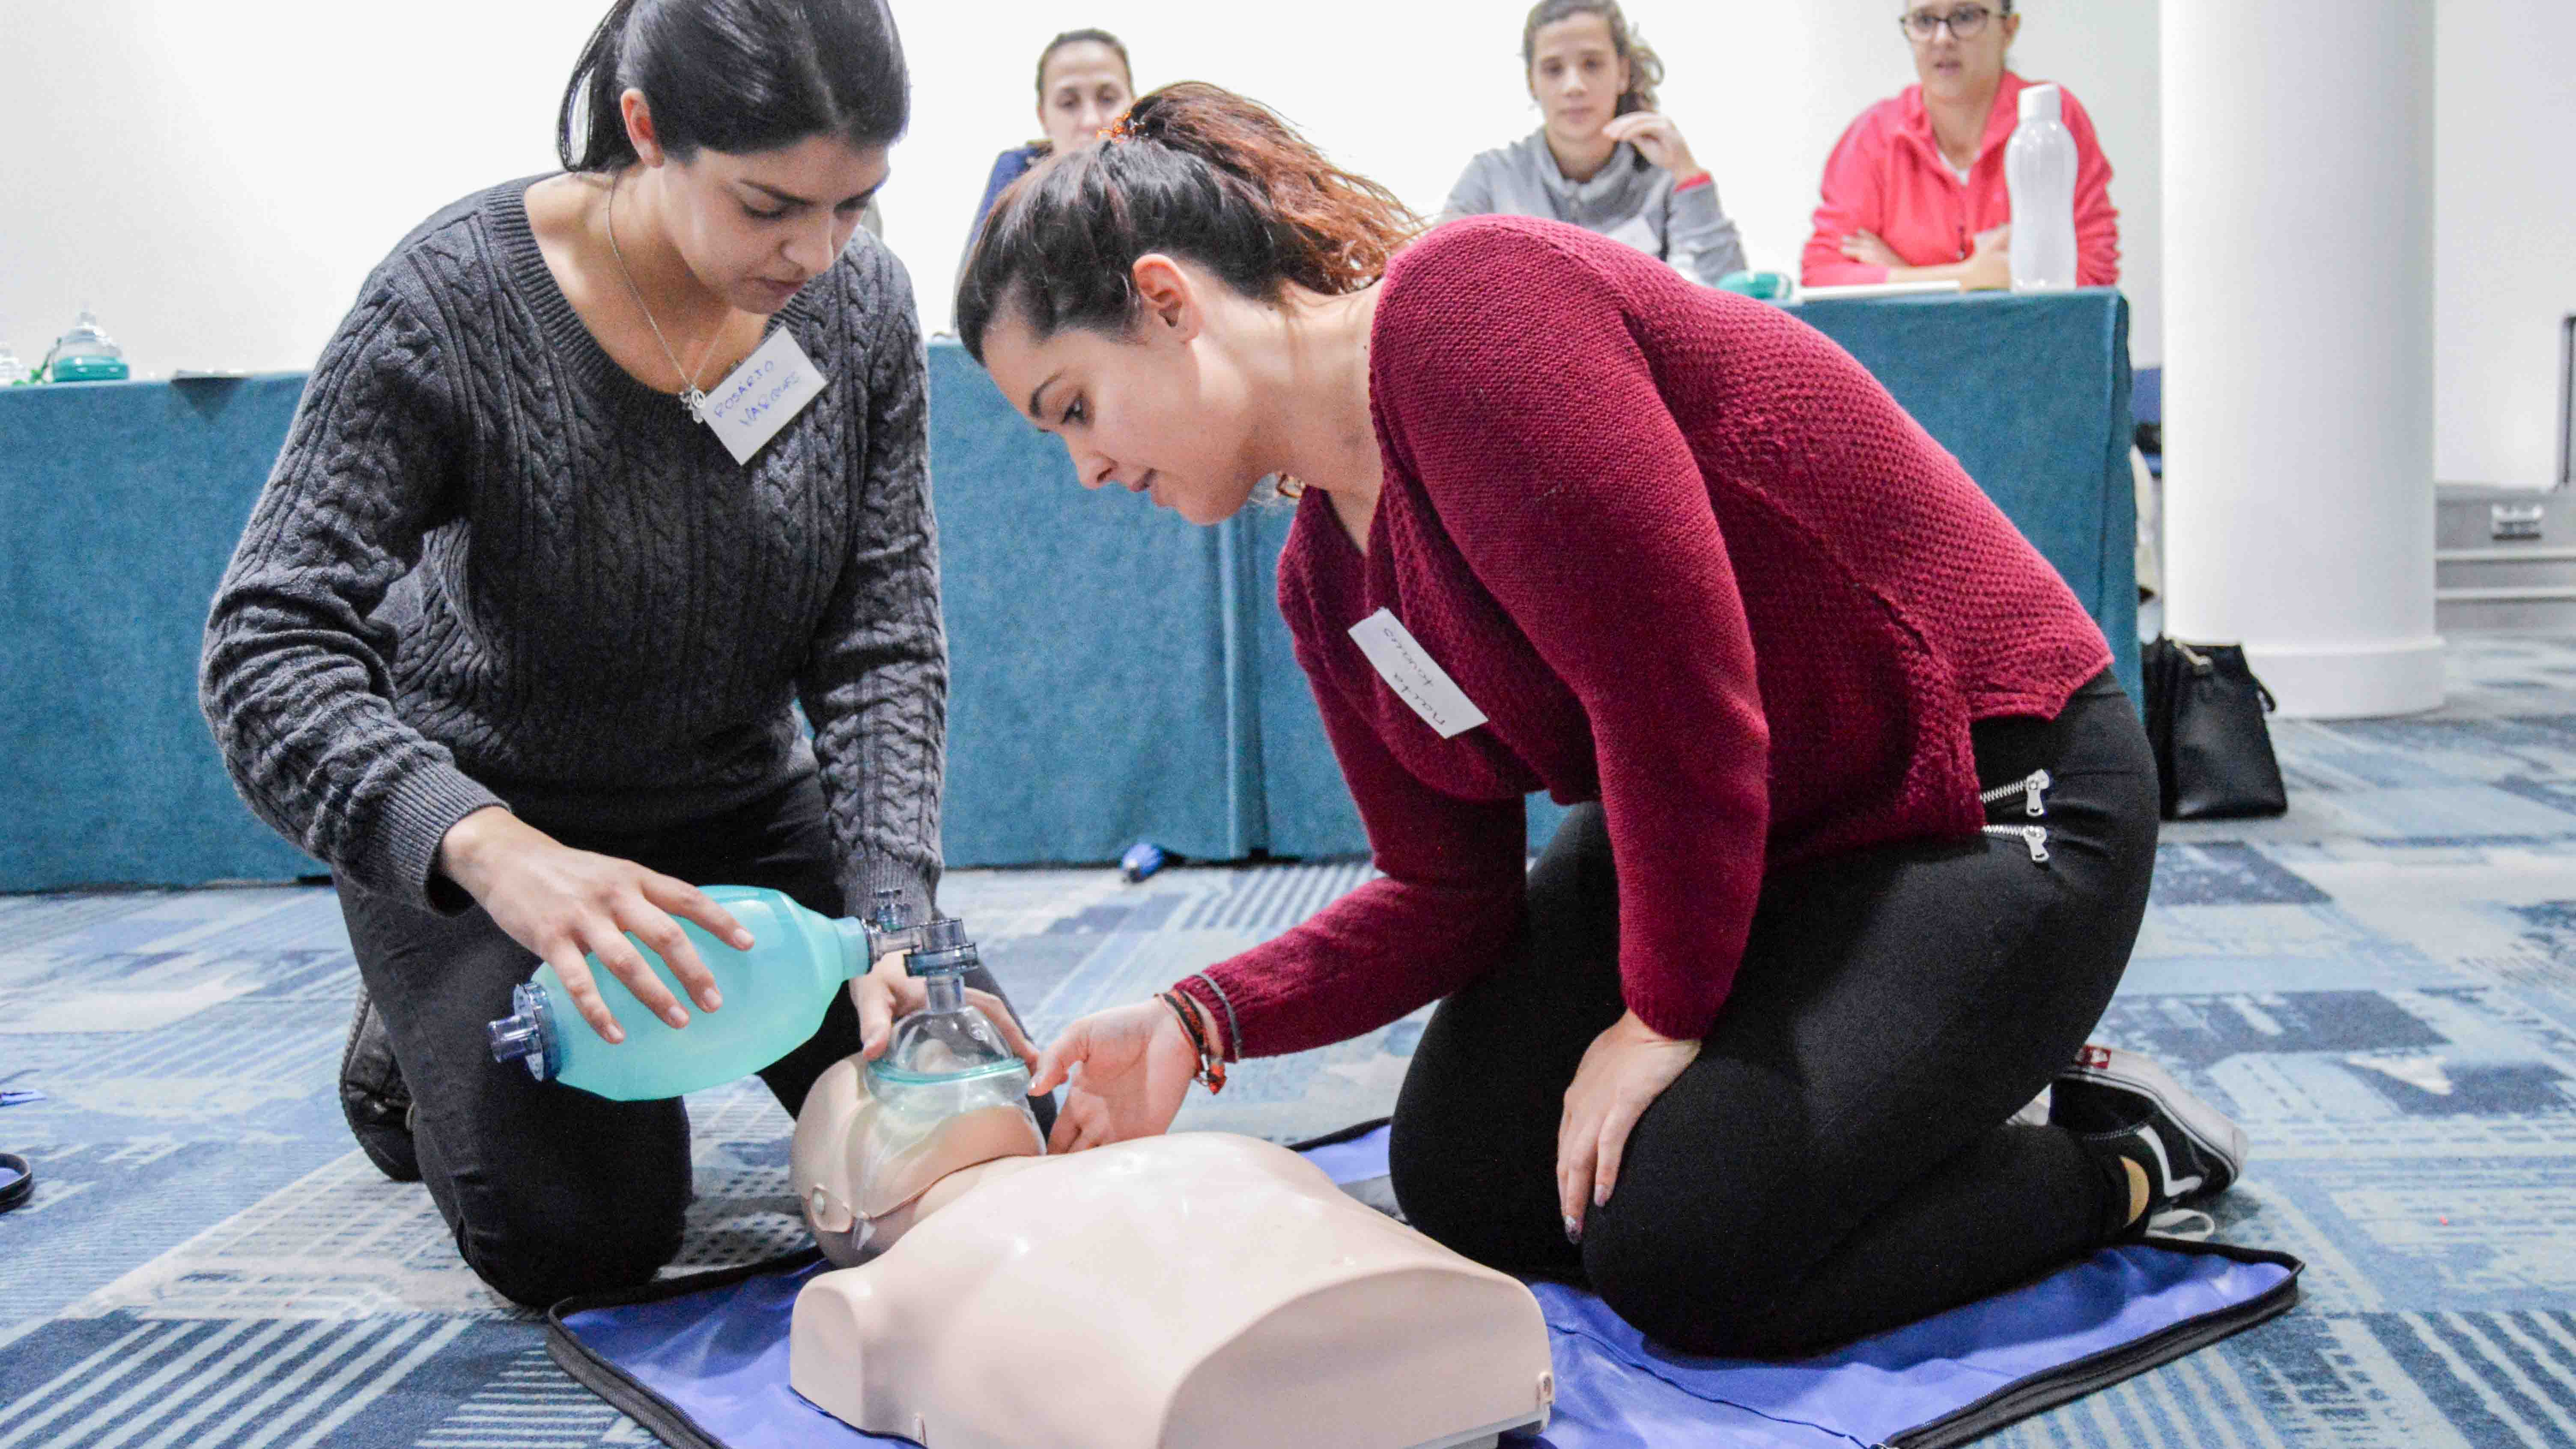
(8, 635), (2576, 1446)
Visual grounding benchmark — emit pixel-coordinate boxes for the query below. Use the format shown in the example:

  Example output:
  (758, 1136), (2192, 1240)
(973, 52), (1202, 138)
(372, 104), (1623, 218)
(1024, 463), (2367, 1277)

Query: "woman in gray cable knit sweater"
(199, 0), (1046, 1307)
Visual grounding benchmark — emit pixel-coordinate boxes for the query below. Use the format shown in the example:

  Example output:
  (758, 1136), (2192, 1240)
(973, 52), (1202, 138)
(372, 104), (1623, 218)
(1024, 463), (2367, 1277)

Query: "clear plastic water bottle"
(2005, 84), (2079, 292)
(488, 888), (993, 1102)
(0, 341), (28, 386)
(43, 307), (130, 382)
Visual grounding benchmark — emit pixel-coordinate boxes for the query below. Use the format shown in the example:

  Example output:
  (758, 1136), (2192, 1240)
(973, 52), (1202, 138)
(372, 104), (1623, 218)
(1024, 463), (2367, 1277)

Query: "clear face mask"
(792, 908), (1044, 1265)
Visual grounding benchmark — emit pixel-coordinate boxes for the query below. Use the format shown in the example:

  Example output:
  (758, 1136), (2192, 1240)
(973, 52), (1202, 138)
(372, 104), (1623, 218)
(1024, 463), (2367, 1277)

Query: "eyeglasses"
(1901, 5), (2001, 41)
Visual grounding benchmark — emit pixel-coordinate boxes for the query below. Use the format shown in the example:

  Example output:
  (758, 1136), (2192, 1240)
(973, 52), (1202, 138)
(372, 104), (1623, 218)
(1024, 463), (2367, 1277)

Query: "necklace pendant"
(680, 388), (710, 424)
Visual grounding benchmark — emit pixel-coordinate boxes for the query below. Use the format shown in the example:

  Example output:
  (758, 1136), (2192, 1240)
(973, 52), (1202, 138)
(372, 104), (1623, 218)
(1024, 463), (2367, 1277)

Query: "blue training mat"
(548, 1124), (2299, 1449)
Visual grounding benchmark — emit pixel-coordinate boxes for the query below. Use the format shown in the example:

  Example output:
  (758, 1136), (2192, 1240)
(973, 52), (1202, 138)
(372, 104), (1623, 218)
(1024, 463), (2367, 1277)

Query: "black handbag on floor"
(2142, 638), (2289, 820)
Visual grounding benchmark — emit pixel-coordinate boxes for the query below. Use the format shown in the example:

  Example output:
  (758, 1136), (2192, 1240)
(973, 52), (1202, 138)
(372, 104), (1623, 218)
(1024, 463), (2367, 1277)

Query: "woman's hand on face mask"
(1557, 1008), (1701, 1244)
(437, 805), (749, 1046)
(849, 948), (1042, 1068)
(1026, 999), (1202, 1153)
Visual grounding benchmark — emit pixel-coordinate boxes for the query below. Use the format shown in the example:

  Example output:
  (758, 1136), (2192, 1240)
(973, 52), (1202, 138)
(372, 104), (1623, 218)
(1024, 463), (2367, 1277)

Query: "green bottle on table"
(43, 308), (129, 382)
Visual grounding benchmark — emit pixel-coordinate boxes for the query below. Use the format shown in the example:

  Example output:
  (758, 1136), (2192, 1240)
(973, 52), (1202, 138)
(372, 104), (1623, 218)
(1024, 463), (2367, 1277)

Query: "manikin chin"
(786, 1053), (1556, 1449)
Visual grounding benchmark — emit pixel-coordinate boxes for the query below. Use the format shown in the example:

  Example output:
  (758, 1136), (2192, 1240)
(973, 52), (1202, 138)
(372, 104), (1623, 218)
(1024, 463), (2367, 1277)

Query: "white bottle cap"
(2018, 83), (2062, 124)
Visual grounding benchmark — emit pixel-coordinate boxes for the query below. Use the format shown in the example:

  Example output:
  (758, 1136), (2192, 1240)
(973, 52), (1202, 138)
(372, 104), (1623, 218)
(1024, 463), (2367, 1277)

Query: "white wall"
(0, 1), (599, 377)
(2434, 2), (2576, 488)
(7, 2), (2566, 483)
(0, 0), (2163, 375)
(892, 0), (2165, 353)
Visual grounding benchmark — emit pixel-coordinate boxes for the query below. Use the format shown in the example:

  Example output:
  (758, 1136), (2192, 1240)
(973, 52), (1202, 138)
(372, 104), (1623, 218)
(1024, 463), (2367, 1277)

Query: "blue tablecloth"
(0, 375), (323, 891)
(925, 352), (1249, 865)
(1799, 289), (2137, 680)
(0, 290), (2131, 888)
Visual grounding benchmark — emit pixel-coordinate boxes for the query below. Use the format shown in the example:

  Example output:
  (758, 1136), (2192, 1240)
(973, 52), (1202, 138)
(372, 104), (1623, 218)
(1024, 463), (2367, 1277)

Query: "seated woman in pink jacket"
(1803, 3), (2118, 290)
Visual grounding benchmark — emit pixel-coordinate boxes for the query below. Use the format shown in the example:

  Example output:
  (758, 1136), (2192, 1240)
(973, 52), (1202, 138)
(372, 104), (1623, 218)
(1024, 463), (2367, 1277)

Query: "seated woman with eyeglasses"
(1802, 2), (2118, 291)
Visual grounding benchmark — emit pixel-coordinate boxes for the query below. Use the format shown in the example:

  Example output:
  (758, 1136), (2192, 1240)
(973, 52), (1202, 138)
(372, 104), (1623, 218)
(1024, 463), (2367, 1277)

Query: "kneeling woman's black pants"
(1389, 671), (2158, 1357)
(337, 771), (1049, 1308)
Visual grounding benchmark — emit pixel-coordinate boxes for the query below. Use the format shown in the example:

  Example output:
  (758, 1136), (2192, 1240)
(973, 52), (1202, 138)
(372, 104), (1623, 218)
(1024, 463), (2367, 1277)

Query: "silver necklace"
(606, 176), (722, 422)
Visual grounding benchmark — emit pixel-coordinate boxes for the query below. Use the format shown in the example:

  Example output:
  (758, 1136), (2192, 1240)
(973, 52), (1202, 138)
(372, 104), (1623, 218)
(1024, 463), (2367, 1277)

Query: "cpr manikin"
(787, 972), (1554, 1449)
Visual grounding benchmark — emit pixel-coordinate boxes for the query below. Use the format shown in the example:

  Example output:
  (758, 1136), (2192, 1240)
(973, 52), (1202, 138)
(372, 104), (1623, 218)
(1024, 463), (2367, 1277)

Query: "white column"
(2161, 0), (2443, 718)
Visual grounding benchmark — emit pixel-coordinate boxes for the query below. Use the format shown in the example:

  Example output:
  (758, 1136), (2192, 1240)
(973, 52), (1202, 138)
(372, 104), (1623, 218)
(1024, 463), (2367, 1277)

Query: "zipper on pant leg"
(1979, 769), (2051, 818)
(1977, 771), (2053, 863)
(1983, 823), (2051, 863)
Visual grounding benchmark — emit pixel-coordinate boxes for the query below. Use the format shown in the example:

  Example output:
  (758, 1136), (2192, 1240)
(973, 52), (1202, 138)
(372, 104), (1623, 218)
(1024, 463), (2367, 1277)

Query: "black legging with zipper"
(1388, 670), (2157, 1356)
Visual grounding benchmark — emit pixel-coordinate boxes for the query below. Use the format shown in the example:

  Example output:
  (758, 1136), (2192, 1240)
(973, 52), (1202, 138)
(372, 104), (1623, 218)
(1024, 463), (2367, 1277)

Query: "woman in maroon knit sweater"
(962, 84), (2245, 1356)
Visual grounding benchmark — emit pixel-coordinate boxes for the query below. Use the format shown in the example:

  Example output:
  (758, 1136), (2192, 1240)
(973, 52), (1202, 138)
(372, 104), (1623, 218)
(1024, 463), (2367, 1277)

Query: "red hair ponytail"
(958, 82), (1417, 361)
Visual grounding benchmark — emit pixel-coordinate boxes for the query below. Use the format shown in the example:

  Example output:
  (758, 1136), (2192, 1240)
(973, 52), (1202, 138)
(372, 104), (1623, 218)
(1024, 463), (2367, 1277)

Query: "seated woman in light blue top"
(1441, 0), (1745, 286)
(961, 29), (1134, 265)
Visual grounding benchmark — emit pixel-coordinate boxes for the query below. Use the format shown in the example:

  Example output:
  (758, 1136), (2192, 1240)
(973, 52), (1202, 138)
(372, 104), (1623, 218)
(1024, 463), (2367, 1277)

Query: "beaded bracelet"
(1157, 990), (1228, 1094)
(1190, 972), (1242, 1065)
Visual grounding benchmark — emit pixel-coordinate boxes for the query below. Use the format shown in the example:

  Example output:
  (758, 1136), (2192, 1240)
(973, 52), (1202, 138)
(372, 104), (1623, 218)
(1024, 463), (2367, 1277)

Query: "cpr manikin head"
(787, 975), (1553, 1446)
(790, 1051), (1044, 1267)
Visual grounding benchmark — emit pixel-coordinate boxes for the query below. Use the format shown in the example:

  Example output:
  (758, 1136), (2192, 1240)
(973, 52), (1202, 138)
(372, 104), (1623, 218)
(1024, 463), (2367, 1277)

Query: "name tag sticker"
(702, 327), (826, 465)
(1348, 608), (1489, 740)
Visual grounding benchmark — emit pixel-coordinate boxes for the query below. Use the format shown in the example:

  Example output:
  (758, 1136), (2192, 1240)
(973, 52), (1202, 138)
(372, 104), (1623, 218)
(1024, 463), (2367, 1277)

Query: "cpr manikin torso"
(787, 1053), (1554, 1449)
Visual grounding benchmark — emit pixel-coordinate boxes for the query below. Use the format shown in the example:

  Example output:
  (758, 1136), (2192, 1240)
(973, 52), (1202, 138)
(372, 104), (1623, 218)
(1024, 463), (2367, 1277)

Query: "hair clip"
(1102, 111), (1142, 144)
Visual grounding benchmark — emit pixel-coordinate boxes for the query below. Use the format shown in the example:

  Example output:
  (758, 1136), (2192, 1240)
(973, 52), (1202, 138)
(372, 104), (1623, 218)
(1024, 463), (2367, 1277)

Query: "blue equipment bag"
(547, 1121), (2299, 1449)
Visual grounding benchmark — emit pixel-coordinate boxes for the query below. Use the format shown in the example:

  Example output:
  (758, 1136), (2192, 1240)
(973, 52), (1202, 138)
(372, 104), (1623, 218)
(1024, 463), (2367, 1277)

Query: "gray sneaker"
(339, 991), (420, 1183)
(2054, 1044), (2248, 1209)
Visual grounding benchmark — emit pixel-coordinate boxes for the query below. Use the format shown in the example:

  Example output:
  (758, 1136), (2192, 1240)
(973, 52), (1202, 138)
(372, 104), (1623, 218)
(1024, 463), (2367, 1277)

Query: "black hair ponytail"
(556, 0), (910, 173)
(560, 0), (644, 170)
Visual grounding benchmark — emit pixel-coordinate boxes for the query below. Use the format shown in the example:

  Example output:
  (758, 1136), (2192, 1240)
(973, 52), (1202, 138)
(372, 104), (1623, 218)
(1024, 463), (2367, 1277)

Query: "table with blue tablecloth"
(0, 289), (2130, 889)
(0, 374), (325, 892)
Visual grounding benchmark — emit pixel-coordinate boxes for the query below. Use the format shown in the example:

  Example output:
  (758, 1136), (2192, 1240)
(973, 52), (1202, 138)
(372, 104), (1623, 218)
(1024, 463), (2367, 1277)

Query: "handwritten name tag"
(1348, 608), (1489, 739)
(702, 327), (825, 465)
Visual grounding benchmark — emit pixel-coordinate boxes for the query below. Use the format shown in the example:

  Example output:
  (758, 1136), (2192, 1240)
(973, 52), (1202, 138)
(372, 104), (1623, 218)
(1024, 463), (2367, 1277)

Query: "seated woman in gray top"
(199, 0), (1044, 1309)
(1441, 0), (1745, 286)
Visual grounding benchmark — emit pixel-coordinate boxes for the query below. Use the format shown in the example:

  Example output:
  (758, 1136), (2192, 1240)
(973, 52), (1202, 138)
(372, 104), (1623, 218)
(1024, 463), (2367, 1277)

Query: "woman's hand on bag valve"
(437, 805), (749, 1045)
